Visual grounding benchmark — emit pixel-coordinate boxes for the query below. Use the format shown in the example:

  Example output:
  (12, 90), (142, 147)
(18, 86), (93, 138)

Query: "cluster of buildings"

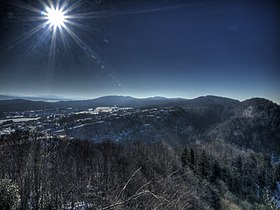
(0, 106), (178, 142)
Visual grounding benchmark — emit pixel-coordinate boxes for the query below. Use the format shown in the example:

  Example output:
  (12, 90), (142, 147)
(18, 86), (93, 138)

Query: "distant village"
(0, 106), (182, 143)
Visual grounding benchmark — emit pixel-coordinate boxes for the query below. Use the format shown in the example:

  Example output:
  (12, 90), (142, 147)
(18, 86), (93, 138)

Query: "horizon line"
(1, 92), (280, 105)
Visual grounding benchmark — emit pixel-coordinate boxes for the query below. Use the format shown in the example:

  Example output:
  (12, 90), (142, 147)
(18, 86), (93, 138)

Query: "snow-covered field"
(0, 117), (40, 124)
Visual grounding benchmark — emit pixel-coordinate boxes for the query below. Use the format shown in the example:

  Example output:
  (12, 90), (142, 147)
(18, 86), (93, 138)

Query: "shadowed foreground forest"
(0, 131), (280, 210)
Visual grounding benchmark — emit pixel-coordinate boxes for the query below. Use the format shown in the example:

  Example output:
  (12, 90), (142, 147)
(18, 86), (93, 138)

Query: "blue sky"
(0, 0), (279, 103)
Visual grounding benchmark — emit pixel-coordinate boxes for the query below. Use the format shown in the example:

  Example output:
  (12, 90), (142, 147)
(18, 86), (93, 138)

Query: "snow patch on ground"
(243, 106), (254, 118)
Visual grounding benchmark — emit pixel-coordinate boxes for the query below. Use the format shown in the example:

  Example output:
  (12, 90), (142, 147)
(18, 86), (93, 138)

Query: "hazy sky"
(0, 0), (279, 102)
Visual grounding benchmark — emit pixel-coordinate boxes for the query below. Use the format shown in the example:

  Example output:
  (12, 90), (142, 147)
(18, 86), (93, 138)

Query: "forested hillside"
(1, 96), (279, 209)
(0, 132), (279, 209)
(208, 98), (280, 153)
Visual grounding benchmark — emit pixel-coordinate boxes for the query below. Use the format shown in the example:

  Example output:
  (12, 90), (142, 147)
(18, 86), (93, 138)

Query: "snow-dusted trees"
(0, 179), (19, 210)
(1, 131), (280, 209)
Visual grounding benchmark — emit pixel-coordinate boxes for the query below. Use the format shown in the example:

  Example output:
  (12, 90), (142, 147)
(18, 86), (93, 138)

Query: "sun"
(42, 5), (67, 30)
(46, 7), (66, 29)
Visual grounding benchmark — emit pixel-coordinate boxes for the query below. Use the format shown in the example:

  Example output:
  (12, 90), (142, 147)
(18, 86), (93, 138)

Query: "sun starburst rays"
(7, 0), (77, 54)
(7, 0), (167, 92)
(5, 0), (93, 87)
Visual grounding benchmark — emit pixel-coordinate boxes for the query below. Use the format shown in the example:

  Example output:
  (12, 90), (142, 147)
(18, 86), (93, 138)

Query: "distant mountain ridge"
(0, 95), (279, 153)
(0, 94), (70, 102)
(0, 95), (238, 113)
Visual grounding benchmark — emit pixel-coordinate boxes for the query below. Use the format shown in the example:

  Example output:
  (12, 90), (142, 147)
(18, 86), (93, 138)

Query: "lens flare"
(6, 0), (182, 91)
